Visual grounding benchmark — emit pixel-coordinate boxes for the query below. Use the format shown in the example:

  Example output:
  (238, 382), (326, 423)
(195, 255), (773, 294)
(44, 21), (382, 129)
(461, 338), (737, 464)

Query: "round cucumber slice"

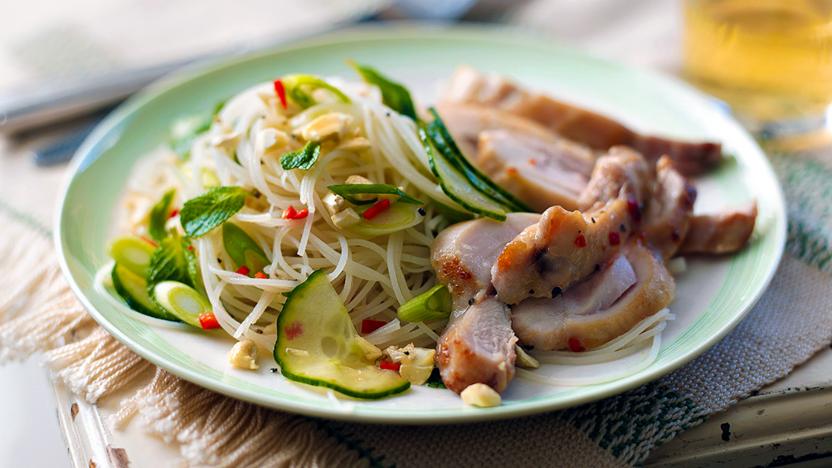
(109, 237), (156, 277)
(111, 263), (176, 320)
(274, 270), (410, 399)
(152, 281), (211, 327)
(341, 202), (424, 238)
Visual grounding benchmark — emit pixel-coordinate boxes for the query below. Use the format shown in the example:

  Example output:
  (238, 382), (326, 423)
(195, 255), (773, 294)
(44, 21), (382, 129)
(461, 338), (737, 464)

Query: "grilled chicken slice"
(512, 242), (674, 351)
(442, 66), (722, 175)
(642, 156), (697, 259)
(477, 130), (594, 211)
(680, 203), (757, 255)
(578, 146), (651, 211)
(434, 102), (559, 161)
(492, 198), (635, 305)
(432, 213), (539, 307)
(436, 297), (518, 394)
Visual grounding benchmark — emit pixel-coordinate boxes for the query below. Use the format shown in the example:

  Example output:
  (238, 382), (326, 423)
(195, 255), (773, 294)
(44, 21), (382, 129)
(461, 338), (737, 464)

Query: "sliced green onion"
(222, 223), (269, 273)
(109, 237), (156, 277)
(111, 263), (176, 321)
(328, 183), (423, 206)
(397, 284), (452, 323)
(282, 74), (350, 108)
(152, 281), (211, 328)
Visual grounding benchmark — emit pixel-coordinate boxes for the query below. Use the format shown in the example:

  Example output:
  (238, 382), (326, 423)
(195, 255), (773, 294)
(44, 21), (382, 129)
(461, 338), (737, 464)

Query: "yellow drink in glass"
(684, 0), (832, 128)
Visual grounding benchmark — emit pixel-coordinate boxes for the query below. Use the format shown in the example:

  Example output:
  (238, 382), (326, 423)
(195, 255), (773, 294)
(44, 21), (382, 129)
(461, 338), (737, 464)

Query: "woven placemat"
(1, 148), (831, 467)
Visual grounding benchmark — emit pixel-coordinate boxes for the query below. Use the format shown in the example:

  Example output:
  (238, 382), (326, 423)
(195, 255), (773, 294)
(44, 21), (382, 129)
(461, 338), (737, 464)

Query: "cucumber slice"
(274, 270), (410, 399)
(425, 108), (532, 212)
(152, 281), (212, 327)
(222, 223), (269, 273)
(340, 202), (424, 238)
(109, 237), (156, 277)
(111, 263), (176, 320)
(420, 128), (509, 221)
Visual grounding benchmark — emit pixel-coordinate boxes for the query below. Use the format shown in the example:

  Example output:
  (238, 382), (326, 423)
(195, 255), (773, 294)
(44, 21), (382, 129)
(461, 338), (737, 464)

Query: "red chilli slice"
(198, 313), (220, 330)
(254, 271), (268, 279)
(379, 360), (401, 372)
(282, 206), (309, 220)
(236, 265), (250, 276)
(627, 197), (642, 222)
(567, 337), (585, 353)
(362, 199), (391, 220)
(608, 231), (621, 246)
(574, 234), (587, 248)
(273, 79), (287, 109)
(361, 319), (387, 334)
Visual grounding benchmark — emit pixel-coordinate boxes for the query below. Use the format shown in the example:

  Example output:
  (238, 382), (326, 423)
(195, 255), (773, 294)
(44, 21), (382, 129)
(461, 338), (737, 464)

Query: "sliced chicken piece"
(492, 198), (635, 305)
(434, 102), (574, 161)
(634, 136), (722, 178)
(512, 242), (675, 351)
(477, 129), (594, 211)
(442, 66), (722, 175)
(578, 146), (651, 211)
(642, 156), (697, 259)
(679, 203), (757, 255)
(436, 297), (517, 394)
(432, 213), (539, 307)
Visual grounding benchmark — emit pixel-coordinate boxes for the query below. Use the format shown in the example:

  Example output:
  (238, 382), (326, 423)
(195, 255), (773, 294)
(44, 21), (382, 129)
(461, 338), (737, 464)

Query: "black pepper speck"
(720, 422), (731, 441)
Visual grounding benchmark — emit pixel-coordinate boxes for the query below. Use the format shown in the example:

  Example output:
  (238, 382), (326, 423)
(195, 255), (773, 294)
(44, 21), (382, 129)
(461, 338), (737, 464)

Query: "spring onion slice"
(397, 284), (452, 323)
(328, 183), (423, 205)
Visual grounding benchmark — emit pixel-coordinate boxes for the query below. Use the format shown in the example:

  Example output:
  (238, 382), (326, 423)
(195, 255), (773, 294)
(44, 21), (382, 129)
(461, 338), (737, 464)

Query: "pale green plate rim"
(55, 23), (786, 424)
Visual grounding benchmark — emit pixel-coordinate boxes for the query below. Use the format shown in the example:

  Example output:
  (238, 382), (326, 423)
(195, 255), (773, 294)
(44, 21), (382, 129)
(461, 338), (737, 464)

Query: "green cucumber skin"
(111, 264), (178, 321)
(275, 366), (411, 400)
(426, 109), (532, 212)
(273, 270), (410, 400)
(420, 129), (508, 221)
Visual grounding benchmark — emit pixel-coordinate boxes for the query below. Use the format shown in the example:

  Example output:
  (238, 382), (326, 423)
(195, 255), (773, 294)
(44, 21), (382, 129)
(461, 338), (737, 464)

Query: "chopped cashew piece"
(211, 131), (240, 151)
(383, 344), (436, 385)
(257, 128), (290, 151)
(461, 383), (502, 408)
(331, 208), (360, 229)
(345, 174), (373, 185)
(514, 345), (540, 369)
(354, 336), (382, 361)
(228, 340), (259, 370)
(297, 113), (353, 142)
(323, 192), (348, 216)
(338, 137), (371, 152)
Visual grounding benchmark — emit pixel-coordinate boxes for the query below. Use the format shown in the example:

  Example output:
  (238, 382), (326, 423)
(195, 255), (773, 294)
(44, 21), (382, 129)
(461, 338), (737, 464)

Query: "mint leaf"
(327, 183), (423, 205)
(180, 186), (249, 238)
(425, 368), (446, 389)
(147, 234), (193, 290)
(280, 141), (320, 170)
(148, 189), (176, 242)
(351, 63), (417, 121)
